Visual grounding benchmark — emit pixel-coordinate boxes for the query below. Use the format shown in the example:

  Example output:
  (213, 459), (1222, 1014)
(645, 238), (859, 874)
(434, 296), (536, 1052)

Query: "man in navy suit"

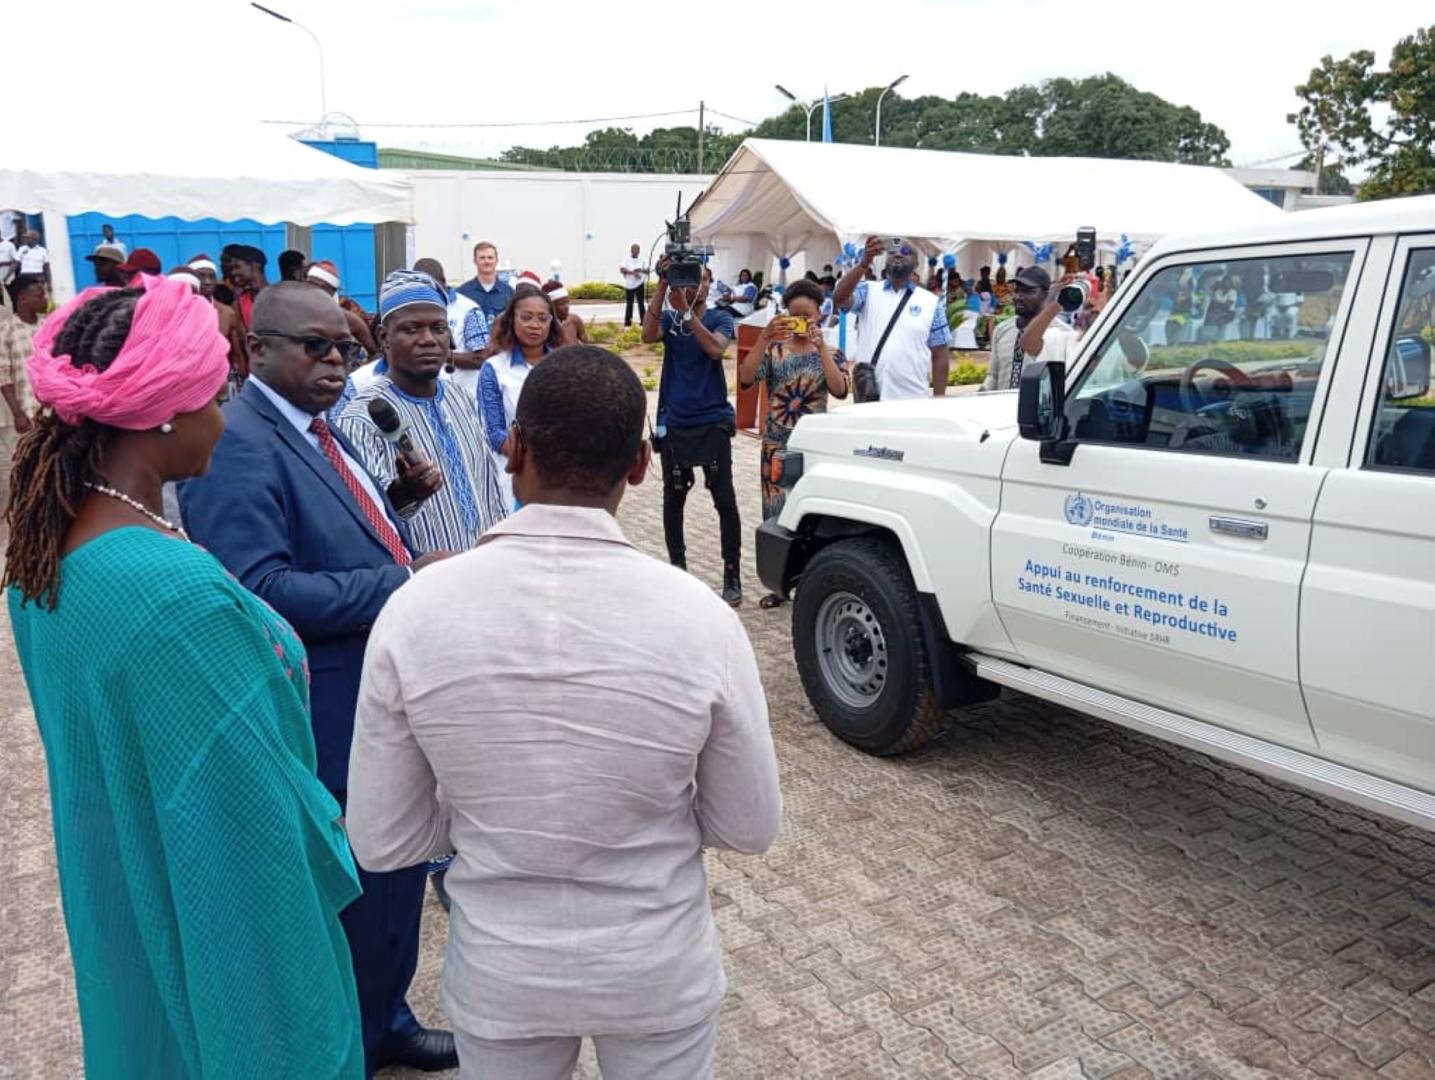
(180, 281), (458, 1076)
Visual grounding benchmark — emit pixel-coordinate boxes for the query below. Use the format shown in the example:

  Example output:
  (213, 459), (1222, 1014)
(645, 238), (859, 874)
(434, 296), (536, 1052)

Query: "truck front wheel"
(792, 538), (946, 755)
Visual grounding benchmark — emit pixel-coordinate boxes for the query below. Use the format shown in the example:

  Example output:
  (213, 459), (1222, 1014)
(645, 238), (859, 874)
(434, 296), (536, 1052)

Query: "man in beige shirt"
(348, 345), (782, 1080)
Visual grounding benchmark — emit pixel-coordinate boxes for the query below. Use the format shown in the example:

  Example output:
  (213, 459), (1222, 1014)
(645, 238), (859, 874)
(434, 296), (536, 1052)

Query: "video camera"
(661, 194), (714, 291)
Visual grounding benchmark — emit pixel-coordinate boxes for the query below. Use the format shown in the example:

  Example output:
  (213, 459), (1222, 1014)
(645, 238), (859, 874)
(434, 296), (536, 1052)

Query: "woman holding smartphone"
(739, 278), (848, 609)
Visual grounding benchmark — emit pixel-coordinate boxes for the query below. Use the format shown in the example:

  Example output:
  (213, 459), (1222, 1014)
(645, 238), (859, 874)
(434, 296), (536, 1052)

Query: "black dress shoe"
(377, 1027), (459, 1072)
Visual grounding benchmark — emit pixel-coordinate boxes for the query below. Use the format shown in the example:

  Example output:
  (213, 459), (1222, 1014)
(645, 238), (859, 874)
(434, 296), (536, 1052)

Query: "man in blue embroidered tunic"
(336, 270), (508, 554)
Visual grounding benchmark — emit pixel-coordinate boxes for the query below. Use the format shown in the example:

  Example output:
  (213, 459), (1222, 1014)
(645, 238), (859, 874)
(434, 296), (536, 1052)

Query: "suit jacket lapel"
(328, 418), (416, 552)
(239, 381), (407, 556)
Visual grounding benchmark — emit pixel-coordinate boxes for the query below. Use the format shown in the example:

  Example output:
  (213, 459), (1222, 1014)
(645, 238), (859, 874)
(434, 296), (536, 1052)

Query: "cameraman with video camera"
(643, 249), (743, 606)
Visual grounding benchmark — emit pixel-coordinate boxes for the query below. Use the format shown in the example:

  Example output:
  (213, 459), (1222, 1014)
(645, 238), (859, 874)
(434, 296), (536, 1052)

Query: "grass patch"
(588, 322), (644, 350)
(947, 360), (988, 386)
(569, 281), (659, 301)
(1145, 340), (1316, 371)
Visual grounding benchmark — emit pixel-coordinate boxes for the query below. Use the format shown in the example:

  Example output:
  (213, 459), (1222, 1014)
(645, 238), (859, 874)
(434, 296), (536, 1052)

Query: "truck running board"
(966, 655), (1435, 833)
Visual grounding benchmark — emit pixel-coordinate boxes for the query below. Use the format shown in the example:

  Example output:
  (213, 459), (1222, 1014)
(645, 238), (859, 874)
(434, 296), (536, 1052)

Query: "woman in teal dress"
(3, 278), (364, 1078)
(739, 278), (849, 609)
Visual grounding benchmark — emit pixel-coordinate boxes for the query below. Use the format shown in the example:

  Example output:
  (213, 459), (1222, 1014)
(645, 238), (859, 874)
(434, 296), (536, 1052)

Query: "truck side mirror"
(1017, 360), (1066, 442)
(1387, 335), (1432, 402)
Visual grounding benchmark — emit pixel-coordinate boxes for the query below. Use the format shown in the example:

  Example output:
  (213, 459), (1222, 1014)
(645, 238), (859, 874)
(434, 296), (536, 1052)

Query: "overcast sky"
(63, 0), (1429, 169)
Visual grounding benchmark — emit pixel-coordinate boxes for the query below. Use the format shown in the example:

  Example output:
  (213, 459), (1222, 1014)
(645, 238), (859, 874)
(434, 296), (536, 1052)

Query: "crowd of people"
(0, 216), (1121, 1078)
(0, 216), (808, 1077)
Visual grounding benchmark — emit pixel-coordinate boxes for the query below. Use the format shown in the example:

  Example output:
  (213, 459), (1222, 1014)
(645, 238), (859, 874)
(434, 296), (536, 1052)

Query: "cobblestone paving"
(3, 421), (1434, 1078)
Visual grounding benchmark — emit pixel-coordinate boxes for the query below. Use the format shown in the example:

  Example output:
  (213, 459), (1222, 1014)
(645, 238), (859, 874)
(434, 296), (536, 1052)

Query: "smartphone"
(1075, 227), (1097, 272)
(885, 237), (906, 255)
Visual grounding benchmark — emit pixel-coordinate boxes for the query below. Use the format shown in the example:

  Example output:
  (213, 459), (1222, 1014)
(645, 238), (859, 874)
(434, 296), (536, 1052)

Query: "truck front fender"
(770, 461), (1016, 658)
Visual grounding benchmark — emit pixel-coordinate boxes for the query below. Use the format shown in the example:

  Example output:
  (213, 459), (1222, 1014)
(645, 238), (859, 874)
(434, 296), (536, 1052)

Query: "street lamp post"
(874, 74), (909, 147)
(775, 85), (848, 142)
(251, 3), (328, 130)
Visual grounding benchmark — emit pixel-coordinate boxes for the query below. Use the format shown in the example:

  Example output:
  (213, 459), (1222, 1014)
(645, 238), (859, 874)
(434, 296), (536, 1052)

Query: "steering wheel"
(1179, 357), (1254, 416)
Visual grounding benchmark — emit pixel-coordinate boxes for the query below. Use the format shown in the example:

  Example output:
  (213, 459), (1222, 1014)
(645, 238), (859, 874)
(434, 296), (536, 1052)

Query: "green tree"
(1004, 74), (1229, 163)
(501, 124), (742, 173)
(744, 75), (1225, 163)
(1289, 24), (1435, 200)
(495, 74), (1229, 172)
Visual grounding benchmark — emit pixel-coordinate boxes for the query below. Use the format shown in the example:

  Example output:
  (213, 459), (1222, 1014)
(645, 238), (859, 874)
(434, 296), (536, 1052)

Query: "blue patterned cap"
(379, 269), (446, 320)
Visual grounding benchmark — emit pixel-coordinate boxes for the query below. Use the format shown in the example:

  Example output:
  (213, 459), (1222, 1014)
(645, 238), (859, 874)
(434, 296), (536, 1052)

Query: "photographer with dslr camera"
(643, 255), (743, 606)
(983, 264), (1116, 392)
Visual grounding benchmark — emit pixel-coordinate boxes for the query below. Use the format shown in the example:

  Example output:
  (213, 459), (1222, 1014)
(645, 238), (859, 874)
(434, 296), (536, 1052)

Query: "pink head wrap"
(27, 275), (230, 430)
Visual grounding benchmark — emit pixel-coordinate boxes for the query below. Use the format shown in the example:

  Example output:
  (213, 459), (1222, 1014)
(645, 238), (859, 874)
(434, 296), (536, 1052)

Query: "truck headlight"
(769, 450), (803, 488)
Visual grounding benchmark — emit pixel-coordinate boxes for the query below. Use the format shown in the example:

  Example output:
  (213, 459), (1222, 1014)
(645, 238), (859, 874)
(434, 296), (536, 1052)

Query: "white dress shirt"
(348, 503), (782, 1039)
(249, 375), (392, 515)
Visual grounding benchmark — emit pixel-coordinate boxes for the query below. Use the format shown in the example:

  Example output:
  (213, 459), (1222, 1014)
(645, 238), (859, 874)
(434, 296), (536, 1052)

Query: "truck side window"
(1064, 252), (1354, 462)
(1369, 249), (1435, 474)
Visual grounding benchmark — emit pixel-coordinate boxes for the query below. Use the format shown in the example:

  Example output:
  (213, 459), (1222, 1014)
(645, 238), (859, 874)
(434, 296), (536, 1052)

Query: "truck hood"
(787, 391), (1021, 478)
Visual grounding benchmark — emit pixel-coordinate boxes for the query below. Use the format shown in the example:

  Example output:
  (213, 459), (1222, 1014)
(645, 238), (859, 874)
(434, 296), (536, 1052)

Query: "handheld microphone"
(367, 397), (429, 470)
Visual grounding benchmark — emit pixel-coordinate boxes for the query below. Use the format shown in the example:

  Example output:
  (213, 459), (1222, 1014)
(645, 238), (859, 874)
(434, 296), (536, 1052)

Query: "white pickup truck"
(757, 196), (1435, 831)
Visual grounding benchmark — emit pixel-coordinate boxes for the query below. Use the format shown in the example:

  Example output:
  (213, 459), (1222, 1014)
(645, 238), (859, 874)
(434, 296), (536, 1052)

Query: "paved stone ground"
(4, 421), (1435, 1078)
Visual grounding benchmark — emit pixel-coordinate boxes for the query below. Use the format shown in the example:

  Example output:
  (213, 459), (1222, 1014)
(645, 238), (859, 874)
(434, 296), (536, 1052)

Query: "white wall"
(400, 170), (724, 287)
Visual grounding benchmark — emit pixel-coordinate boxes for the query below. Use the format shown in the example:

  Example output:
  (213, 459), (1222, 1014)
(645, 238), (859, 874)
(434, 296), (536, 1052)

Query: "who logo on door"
(1064, 492), (1094, 527)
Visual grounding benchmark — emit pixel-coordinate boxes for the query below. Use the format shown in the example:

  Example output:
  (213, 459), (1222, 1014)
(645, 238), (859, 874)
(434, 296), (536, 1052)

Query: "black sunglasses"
(256, 330), (363, 364)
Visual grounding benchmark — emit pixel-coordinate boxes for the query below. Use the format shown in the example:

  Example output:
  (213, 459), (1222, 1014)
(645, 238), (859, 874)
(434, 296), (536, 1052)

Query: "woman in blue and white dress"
(477, 284), (564, 507)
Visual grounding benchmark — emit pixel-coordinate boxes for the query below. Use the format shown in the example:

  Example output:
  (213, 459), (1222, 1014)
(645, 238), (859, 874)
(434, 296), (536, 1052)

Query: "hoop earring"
(160, 422), (174, 434)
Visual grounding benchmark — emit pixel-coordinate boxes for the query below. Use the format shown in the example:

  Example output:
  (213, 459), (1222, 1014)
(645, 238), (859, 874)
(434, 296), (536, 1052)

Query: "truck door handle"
(1209, 516), (1268, 540)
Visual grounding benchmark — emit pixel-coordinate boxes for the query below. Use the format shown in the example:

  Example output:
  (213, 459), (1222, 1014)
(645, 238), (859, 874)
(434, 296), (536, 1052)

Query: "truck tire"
(792, 537), (947, 755)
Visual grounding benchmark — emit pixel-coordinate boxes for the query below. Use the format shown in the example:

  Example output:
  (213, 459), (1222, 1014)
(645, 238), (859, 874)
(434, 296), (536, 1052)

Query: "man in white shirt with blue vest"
(833, 236), (951, 400)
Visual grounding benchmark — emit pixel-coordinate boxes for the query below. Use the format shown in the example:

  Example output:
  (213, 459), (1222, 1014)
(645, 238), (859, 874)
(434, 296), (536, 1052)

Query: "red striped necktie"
(308, 417), (412, 567)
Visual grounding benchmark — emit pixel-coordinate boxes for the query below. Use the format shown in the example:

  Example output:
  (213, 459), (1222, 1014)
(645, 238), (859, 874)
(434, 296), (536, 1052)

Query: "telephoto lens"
(1058, 277), (1091, 312)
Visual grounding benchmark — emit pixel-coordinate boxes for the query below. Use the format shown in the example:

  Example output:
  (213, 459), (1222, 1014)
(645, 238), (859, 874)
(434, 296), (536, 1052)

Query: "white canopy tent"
(3, 117), (414, 227)
(3, 110), (414, 300)
(689, 139), (1283, 283)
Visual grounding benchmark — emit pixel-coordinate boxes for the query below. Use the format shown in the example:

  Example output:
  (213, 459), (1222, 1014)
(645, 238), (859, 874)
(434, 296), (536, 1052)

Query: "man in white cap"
(166, 266), (204, 293)
(543, 280), (588, 346)
(307, 259), (378, 358)
(189, 252), (249, 391)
